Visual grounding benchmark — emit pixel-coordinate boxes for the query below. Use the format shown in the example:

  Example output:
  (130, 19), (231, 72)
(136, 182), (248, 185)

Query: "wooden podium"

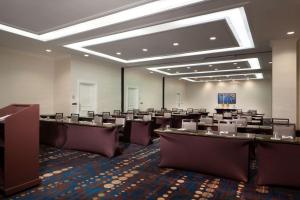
(0, 104), (40, 195)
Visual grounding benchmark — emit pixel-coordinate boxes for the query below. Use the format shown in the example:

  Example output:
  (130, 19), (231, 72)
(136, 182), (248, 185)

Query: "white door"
(78, 82), (97, 116)
(127, 87), (139, 110)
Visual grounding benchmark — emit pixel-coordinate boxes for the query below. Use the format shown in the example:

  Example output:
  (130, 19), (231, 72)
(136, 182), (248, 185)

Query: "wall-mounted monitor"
(218, 93), (236, 104)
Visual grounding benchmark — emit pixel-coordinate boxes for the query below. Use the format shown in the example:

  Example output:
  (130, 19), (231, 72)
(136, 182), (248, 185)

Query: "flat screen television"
(218, 93), (236, 104)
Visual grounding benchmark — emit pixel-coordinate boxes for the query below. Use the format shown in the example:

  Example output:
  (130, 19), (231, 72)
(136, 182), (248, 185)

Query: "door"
(127, 87), (139, 110)
(78, 82), (97, 116)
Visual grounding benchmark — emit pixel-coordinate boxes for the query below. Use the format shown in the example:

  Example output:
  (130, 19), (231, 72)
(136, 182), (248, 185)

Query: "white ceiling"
(0, 0), (299, 80)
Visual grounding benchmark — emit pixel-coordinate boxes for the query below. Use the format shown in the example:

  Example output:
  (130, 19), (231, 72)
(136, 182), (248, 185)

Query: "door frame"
(76, 80), (98, 114)
(126, 86), (139, 111)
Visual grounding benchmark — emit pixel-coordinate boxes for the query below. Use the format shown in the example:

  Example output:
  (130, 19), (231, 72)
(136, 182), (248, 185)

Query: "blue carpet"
(2, 139), (300, 200)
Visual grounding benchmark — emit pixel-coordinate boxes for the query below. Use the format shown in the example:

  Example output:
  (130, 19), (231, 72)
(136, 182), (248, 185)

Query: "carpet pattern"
(2, 139), (300, 200)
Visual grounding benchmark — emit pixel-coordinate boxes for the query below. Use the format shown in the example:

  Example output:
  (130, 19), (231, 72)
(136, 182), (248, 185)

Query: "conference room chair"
(223, 112), (232, 119)
(126, 113), (134, 120)
(127, 110), (134, 114)
(172, 108), (178, 112)
(115, 117), (126, 126)
(213, 113), (223, 121)
(200, 117), (213, 125)
(180, 111), (187, 115)
(113, 110), (121, 116)
(178, 109), (184, 112)
(237, 109), (243, 114)
(248, 109), (257, 115)
(182, 120), (197, 130)
(272, 118), (289, 125)
(219, 123), (237, 133)
(102, 112), (110, 119)
(161, 108), (168, 112)
(199, 108), (206, 113)
(187, 108), (193, 113)
(87, 111), (95, 118)
(233, 118), (247, 126)
(241, 115), (252, 123)
(55, 113), (63, 121)
(273, 124), (296, 138)
(164, 112), (172, 118)
(147, 108), (154, 112)
(94, 116), (103, 125)
(133, 109), (139, 114)
(70, 113), (79, 123)
(193, 109), (200, 113)
(143, 114), (152, 121)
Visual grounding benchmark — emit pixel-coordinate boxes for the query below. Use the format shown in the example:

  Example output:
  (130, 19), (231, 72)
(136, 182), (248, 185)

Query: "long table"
(155, 128), (254, 182)
(40, 119), (120, 157)
(256, 135), (300, 188)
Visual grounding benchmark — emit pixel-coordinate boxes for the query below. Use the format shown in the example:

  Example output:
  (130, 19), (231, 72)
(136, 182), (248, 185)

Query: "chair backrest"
(102, 112), (110, 119)
(115, 117), (125, 126)
(234, 118), (247, 126)
(180, 111), (187, 115)
(241, 115), (252, 123)
(55, 113), (63, 120)
(147, 108), (154, 112)
(133, 109), (139, 114)
(193, 109), (200, 113)
(87, 111), (94, 118)
(161, 108), (167, 112)
(223, 112), (232, 118)
(187, 108), (193, 113)
(127, 110), (134, 114)
(213, 113), (223, 121)
(248, 110), (257, 115)
(149, 112), (155, 117)
(126, 113), (134, 120)
(143, 115), (152, 121)
(177, 109), (184, 112)
(237, 109), (243, 114)
(70, 113), (79, 123)
(272, 118), (289, 125)
(94, 116), (103, 125)
(164, 112), (172, 118)
(200, 117), (213, 125)
(182, 121), (197, 130)
(113, 110), (121, 116)
(172, 108), (178, 112)
(273, 124), (295, 137)
(219, 123), (237, 133)
(199, 108), (206, 113)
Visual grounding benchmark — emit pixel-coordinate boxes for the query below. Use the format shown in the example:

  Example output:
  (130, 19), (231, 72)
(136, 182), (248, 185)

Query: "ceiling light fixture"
(116, 52), (122, 55)
(142, 48), (148, 52)
(210, 36), (217, 40)
(147, 58), (260, 76)
(181, 73), (263, 82)
(0, 0), (207, 41)
(173, 42), (179, 46)
(84, 54), (89, 57)
(287, 31), (295, 35)
(237, 66), (241, 69)
(65, 7), (254, 63)
(209, 65), (213, 67)
(45, 49), (52, 52)
(269, 61), (272, 64)
(187, 67), (191, 69)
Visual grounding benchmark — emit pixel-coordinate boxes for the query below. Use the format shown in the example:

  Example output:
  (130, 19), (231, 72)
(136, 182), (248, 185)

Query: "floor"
(2, 139), (300, 200)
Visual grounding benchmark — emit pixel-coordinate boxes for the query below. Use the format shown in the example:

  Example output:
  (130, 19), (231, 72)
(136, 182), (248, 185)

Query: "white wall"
(124, 68), (162, 111)
(71, 57), (121, 114)
(0, 48), (54, 114)
(185, 79), (272, 117)
(165, 78), (187, 109)
(53, 57), (72, 115)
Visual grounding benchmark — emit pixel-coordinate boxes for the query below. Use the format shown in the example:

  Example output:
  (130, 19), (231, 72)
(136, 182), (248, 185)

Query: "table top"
(40, 118), (120, 128)
(198, 123), (272, 129)
(155, 128), (300, 144)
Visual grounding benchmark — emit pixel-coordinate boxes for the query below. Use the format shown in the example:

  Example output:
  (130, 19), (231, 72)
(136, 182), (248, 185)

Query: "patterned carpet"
(2, 139), (300, 200)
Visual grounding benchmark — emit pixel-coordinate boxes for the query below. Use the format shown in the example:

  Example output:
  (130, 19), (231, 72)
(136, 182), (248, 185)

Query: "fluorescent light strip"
(65, 7), (254, 63)
(0, 0), (207, 41)
(147, 58), (260, 76)
(181, 73), (264, 82)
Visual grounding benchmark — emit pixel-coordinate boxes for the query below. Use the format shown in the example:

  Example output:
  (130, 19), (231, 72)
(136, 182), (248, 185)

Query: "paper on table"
(0, 114), (11, 121)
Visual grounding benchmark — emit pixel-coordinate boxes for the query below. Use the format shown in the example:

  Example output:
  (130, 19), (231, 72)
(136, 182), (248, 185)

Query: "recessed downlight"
(209, 64), (213, 67)
(173, 42), (179, 46)
(142, 48), (148, 52)
(116, 52), (122, 55)
(194, 70), (198, 72)
(186, 67), (191, 69)
(45, 49), (52, 53)
(167, 68), (171, 71)
(214, 68), (218, 71)
(237, 66), (241, 69)
(233, 63), (237, 65)
(269, 61), (272, 64)
(210, 36), (217, 40)
(287, 31), (295, 35)
(84, 54), (89, 57)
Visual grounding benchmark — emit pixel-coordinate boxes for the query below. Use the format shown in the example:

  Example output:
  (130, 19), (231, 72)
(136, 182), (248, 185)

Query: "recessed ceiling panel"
(86, 20), (237, 60)
(0, 0), (154, 34)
